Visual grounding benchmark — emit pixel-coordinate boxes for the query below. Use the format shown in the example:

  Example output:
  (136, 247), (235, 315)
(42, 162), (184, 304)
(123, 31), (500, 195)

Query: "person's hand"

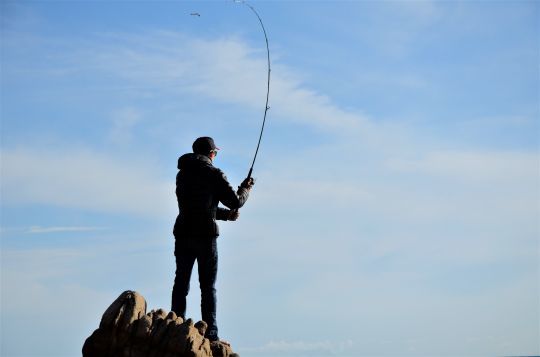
(240, 177), (255, 190)
(228, 210), (240, 221)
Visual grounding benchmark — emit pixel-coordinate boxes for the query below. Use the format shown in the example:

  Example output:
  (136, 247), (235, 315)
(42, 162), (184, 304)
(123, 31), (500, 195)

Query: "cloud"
(3, 28), (537, 253)
(107, 107), (144, 146)
(0, 148), (175, 217)
(0, 246), (133, 356)
(239, 143), (539, 274)
(36, 30), (372, 135)
(27, 226), (107, 234)
(386, 150), (539, 183)
(239, 339), (355, 356)
(182, 36), (370, 131)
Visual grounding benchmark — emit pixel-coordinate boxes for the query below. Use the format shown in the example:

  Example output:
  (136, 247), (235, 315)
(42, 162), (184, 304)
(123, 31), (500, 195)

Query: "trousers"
(171, 235), (219, 340)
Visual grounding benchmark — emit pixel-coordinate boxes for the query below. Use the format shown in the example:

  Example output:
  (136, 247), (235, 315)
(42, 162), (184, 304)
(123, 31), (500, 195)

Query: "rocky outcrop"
(83, 290), (238, 357)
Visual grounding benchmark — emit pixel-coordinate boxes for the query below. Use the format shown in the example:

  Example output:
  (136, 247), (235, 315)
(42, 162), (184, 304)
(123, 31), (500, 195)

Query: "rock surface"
(83, 290), (238, 357)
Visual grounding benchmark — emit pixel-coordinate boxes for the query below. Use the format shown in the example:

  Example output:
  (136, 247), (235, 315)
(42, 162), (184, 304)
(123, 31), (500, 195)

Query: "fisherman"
(171, 136), (254, 342)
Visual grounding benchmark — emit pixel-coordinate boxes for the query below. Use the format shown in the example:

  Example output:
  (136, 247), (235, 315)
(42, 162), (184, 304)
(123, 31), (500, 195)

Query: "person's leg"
(171, 237), (197, 319)
(197, 237), (219, 340)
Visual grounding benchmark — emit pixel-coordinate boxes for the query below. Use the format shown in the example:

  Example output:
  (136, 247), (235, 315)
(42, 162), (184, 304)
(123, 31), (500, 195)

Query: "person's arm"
(216, 171), (253, 210)
(216, 207), (229, 220)
(216, 207), (240, 221)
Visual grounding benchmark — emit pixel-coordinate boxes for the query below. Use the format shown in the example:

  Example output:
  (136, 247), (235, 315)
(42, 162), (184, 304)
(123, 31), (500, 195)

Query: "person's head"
(192, 136), (220, 161)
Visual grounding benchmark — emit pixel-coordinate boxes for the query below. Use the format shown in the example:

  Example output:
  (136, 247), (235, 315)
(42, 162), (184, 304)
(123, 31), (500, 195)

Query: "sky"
(0, 0), (539, 356)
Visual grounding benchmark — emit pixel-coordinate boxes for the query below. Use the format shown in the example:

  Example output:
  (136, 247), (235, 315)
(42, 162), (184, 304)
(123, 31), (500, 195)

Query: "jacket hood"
(178, 153), (213, 170)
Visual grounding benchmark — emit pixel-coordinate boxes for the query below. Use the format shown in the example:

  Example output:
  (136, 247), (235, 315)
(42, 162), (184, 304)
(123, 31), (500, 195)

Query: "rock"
(166, 311), (177, 321)
(210, 341), (235, 357)
(82, 290), (237, 357)
(194, 320), (208, 336)
(100, 290), (147, 331)
(134, 315), (152, 338)
(153, 308), (168, 321)
(83, 290), (146, 356)
(82, 328), (111, 357)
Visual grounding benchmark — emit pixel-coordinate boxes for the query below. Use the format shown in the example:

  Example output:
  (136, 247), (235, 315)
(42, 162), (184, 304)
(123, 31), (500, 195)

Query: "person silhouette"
(171, 136), (254, 342)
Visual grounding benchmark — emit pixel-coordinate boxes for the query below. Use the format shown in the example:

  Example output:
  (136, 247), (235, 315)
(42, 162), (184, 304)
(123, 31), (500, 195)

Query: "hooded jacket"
(173, 153), (250, 237)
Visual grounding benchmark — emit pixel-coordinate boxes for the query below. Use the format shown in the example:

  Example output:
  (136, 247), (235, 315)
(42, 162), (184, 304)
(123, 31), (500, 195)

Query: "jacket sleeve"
(216, 207), (230, 221)
(216, 170), (250, 210)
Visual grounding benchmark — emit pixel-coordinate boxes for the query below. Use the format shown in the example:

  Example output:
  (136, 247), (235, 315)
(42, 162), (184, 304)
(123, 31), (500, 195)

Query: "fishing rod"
(191, 1), (270, 183)
(234, 0), (271, 181)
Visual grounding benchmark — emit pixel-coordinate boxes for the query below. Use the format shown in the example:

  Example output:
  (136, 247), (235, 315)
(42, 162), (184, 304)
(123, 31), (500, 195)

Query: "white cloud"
(0, 246), (130, 356)
(57, 31), (371, 135)
(240, 339), (355, 356)
(0, 148), (175, 217)
(0, 30), (385, 218)
(3, 29), (537, 258)
(107, 106), (143, 146)
(238, 144), (539, 272)
(27, 226), (107, 234)
(386, 150), (539, 183)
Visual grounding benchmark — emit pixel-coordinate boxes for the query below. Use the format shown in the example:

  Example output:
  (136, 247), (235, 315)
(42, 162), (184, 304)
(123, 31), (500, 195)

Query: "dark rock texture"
(83, 290), (238, 357)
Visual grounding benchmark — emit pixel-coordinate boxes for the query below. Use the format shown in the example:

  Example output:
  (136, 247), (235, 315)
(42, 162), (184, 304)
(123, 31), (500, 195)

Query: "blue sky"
(1, 1), (538, 356)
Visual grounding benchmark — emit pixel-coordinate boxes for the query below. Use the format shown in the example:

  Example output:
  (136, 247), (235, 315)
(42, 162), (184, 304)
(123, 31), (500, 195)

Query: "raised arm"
(216, 171), (252, 210)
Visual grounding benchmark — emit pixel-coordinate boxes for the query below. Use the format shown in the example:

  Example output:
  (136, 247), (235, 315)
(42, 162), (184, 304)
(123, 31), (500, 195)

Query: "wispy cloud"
(107, 107), (144, 146)
(27, 226), (107, 234)
(40, 30), (372, 134)
(240, 339), (355, 356)
(0, 148), (175, 217)
(386, 150), (539, 183)
(2, 29), (537, 239)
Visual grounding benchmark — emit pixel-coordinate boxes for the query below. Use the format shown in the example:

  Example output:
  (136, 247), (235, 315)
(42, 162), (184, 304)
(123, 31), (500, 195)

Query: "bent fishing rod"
(191, 1), (270, 182)
(235, 0), (271, 181)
